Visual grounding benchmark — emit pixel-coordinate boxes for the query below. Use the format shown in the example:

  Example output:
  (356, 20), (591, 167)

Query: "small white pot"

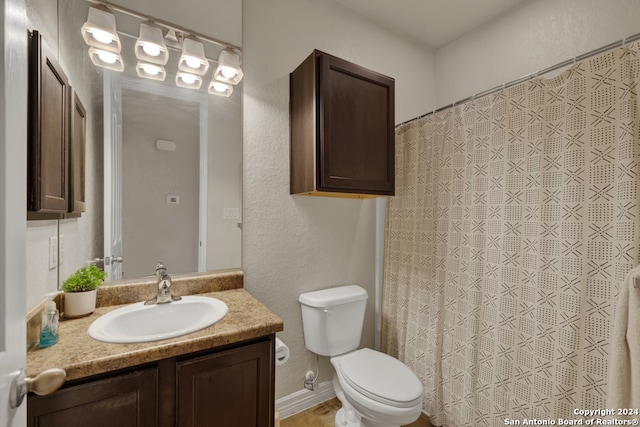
(64, 289), (97, 318)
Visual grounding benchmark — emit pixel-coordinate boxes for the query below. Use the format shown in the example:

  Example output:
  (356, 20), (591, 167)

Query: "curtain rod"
(85, 0), (241, 52)
(397, 31), (640, 128)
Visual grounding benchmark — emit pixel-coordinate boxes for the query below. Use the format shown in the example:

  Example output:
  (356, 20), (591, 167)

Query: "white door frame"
(1, 0), (28, 424)
(104, 72), (209, 279)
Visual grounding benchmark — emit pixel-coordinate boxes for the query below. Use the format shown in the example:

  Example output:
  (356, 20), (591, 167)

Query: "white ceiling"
(333, 0), (530, 49)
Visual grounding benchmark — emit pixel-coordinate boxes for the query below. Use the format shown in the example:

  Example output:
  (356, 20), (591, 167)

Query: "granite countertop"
(27, 271), (284, 381)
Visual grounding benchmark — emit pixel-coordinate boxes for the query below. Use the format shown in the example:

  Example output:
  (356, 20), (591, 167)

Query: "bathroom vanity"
(26, 271), (283, 427)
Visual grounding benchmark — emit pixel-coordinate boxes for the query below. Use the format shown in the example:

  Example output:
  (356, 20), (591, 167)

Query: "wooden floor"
(281, 398), (434, 427)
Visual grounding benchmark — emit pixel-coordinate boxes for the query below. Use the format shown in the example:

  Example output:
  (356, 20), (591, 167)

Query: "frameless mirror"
(94, 1), (243, 280)
(26, 0), (242, 289)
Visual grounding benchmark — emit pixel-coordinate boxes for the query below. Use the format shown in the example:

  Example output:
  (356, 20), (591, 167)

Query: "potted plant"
(62, 265), (107, 318)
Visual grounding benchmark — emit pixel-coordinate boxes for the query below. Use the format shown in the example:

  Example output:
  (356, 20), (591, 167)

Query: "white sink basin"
(88, 296), (228, 344)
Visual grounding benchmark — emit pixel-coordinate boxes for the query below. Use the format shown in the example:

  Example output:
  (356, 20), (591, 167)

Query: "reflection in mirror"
(98, 1), (243, 281)
(122, 90), (200, 278)
(25, 0), (242, 309)
(106, 74), (208, 279)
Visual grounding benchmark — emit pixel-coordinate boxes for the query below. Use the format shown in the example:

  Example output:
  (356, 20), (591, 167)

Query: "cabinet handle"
(10, 368), (66, 408)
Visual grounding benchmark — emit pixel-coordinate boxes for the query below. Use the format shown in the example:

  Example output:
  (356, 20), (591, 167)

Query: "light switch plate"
(223, 208), (239, 220)
(49, 237), (58, 270)
(59, 234), (64, 265)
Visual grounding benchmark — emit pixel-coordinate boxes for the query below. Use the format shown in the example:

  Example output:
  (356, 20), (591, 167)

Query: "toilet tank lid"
(299, 285), (367, 308)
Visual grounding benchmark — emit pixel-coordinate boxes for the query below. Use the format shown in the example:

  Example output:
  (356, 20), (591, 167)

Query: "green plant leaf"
(63, 265), (107, 293)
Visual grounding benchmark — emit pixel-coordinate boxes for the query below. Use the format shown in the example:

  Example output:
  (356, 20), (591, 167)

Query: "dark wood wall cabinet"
(68, 91), (87, 217)
(290, 50), (395, 198)
(27, 30), (86, 220)
(28, 336), (275, 427)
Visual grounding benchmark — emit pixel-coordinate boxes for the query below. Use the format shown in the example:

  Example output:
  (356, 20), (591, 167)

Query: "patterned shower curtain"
(382, 42), (640, 426)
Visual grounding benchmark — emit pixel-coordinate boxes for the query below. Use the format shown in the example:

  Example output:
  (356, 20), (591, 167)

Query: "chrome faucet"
(144, 262), (182, 305)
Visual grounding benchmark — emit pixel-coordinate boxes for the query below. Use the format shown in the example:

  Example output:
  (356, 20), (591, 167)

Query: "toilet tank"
(299, 285), (368, 356)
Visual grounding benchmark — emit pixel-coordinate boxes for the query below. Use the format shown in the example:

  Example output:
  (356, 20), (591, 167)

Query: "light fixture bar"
(115, 29), (220, 63)
(85, 0), (241, 52)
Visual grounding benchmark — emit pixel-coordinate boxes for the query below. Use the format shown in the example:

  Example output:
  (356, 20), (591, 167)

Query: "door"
(103, 71), (124, 280)
(1, 0), (28, 424)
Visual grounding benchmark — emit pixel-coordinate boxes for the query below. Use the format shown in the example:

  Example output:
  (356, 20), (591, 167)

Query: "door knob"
(10, 368), (66, 408)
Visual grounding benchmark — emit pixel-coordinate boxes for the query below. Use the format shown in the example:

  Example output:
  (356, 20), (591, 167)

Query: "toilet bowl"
(331, 348), (423, 427)
(299, 285), (424, 427)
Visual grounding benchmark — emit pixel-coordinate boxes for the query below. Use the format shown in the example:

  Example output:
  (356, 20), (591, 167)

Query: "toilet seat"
(336, 348), (423, 409)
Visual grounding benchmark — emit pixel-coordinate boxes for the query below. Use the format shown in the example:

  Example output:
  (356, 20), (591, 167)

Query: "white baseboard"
(276, 380), (337, 419)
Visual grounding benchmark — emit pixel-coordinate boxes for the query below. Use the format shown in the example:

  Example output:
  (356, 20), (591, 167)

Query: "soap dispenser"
(40, 295), (60, 348)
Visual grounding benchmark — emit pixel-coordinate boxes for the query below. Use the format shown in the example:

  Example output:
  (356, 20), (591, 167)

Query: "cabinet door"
(27, 30), (70, 216)
(27, 368), (158, 427)
(67, 90), (86, 217)
(319, 52), (395, 195)
(176, 339), (274, 427)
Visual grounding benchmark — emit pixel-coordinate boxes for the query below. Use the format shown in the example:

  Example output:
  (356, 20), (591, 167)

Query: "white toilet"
(299, 285), (423, 427)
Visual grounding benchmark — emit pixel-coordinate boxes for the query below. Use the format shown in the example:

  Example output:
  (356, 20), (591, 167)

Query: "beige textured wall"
(242, 0), (436, 400)
(435, 0), (640, 108)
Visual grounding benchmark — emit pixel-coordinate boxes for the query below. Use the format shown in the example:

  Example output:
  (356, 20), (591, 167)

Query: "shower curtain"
(382, 42), (640, 426)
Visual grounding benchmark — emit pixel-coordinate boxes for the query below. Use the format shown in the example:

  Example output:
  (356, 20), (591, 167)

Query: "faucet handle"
(155, 262), (167, 276)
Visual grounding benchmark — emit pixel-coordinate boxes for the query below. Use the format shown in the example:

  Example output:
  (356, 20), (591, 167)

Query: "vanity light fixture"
(88, 47), (124, 71)
(134, 21), (169, 65)
(212, 48), (243, 85)
(178, 36), (209, 76)
(81, 5), (121, 53)
(208, 80), (233, 97)
(136, 61), (166, 81)
(176, 71), (202, 90)
(81, 1), (244, 91)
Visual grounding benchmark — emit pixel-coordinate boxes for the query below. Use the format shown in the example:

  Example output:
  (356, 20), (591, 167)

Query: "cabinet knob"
(10, 368), (66, 408)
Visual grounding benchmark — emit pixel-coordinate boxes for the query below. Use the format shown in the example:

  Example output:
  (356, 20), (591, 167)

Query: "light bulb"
(185, 56), (201, 69)
(141, 63), (160, 76)
(220, 66), (237, 79)
(211, 82), (227, 92)
(98, 51), (117, 64)
(142, 43), (161, 57)
(91, 29), (114, 45)
(180, 73), (197, 84)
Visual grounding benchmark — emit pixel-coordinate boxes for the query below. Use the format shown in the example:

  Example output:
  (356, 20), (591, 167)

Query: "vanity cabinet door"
(27, 30), (70, 218)
(176, 339), (274, 427)
(27, 368), (158, 427)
